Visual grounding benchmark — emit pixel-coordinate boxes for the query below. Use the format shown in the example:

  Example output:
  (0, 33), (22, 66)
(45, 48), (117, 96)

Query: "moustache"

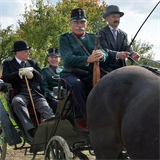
(75, 27), (85, 30)
(113, 21), (119, 23)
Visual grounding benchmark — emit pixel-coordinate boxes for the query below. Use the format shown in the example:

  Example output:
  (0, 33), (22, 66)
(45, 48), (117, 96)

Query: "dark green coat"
(59, 32), (108, 79)
(40, 66), (63, 100)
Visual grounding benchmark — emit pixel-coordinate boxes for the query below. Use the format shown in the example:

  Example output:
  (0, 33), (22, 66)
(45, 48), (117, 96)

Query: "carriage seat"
(0, 76), (40, 126)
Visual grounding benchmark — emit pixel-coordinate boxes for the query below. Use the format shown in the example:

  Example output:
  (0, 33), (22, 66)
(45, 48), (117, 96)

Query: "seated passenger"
(2, 40), (54, 138)
(40, 48), (63, 113)
(59, 8), (108, 123)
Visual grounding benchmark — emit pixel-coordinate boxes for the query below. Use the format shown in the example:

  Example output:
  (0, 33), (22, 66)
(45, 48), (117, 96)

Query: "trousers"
(63, 73), (94, 122)
(12, 90), (54, 131)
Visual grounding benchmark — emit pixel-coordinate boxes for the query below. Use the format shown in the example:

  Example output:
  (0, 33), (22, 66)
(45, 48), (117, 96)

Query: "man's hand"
(117, 52), (130, 60)
(52, 96), (58, 101)
(87, 50), (104, 63)
(19, 67), (34, 79)
(132, 52), (140, 60)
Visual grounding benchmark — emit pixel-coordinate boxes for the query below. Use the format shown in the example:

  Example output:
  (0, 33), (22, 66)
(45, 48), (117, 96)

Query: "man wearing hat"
(40, 48), (63, 112)
(59, 8), (108, 123)
(2, 40), (54, 143)
(99, 5), (140, 72)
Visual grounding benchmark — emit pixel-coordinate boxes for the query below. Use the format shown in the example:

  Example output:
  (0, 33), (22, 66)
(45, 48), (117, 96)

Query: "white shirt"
(108, 25), (117, 38)
(15, 56), (22, 65)
(15, 57), (25, 78)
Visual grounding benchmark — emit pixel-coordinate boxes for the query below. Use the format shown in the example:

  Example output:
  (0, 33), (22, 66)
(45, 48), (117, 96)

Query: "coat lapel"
(105, 25), (117, 49)
(11, 57), (21, 70)
(116, 29), (122, 51)
(26, 61), (31, 67)
(11, 58), (31, 70)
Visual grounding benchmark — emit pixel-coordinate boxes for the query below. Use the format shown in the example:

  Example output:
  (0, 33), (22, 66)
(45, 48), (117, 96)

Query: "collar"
(15, 57), (25, 64)
(108, 25), (118, 31)
(49, 65), (59, 69)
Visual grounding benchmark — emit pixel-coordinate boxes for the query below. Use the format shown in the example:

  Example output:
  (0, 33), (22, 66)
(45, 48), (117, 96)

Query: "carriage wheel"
(0, 126), (7, 160)
(44, 136), (72, 160)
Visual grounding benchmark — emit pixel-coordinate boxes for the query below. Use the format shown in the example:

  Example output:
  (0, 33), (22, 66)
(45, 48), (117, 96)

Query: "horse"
(87, 66), (160, 159)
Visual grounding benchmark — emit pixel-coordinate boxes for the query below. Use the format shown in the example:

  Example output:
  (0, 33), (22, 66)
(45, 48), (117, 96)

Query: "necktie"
(21, 61), (26, 68)
(112, 29), (117, 40)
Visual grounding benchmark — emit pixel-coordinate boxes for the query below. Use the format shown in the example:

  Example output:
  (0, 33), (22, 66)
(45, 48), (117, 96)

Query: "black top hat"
(11, 40), (31, 52)
(48, 48), (61, 56)
(103, 5), (124, 19)
(71, 8), (87, 22)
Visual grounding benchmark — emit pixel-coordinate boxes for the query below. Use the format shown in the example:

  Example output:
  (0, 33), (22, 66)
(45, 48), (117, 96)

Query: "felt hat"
(11, 40), (31, 52)
(103, 5), (124, 19)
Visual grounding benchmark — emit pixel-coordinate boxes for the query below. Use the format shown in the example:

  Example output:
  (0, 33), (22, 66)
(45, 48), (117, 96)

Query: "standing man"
(40, 48), (63, 113)
(99, 5), (140, 72)
(59, 8), (108, 123)
(2, 40), (54, 142)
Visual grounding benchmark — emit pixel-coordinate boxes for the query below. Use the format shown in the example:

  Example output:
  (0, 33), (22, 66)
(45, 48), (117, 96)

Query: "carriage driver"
(59, 8), (109, 123)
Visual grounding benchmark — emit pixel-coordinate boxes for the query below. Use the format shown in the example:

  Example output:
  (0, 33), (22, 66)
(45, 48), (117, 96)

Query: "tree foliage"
(127, 39), (159, 68)
(0, 0), (158, 69)
(16, 0), (107, 67)
(0, 25), (19, 65)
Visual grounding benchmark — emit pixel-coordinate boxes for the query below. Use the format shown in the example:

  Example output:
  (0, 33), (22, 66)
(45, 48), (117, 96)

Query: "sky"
(0, 0), (160, 60)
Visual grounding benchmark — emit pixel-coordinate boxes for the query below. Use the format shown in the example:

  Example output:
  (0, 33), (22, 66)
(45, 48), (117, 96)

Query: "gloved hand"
(19, 67), (34, 79)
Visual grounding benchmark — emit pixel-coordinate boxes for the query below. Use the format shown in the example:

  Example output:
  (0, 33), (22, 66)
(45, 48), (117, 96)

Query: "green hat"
(48, 48), (60, 56)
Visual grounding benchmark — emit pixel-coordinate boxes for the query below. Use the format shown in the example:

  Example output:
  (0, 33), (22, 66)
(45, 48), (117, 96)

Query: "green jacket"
(59, 32), (108, 79)
(40, 66), (63, 100)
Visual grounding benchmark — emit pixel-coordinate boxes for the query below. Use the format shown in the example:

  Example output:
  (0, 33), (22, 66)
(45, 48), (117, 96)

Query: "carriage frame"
(0, 77), (94, 160)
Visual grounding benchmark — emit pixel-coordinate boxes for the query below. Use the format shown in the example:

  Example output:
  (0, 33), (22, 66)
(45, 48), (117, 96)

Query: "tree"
(0, 25), (18, 66)
(127, 39), (160, 68)
(16, 0), (107, 67)
(1, 0), (157, 69)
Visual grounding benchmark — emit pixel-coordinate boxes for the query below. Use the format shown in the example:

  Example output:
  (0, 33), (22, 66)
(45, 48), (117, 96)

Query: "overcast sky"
(0, 0), (160, 60)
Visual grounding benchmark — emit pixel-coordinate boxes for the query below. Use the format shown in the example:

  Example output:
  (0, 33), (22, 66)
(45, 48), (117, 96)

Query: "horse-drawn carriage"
(0, 76), (94, 160)
(1, 65), (159, 160)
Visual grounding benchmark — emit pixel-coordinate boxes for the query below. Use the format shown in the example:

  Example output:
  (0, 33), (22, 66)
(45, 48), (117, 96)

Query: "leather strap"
(47, 67), (59, 78)
(72, 32), (90, 56)
(72, 32), (108, 75)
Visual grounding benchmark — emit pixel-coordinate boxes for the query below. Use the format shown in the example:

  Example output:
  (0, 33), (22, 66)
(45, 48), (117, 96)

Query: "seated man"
(59, 8), (108, 123)
(99, 5), (139, 72)
(40, 48), (63, 113)
(2, 40), (54, 139)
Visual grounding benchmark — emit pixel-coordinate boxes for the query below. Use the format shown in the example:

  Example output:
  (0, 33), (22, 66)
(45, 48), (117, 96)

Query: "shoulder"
(85, 32), (94, 35)
(99, 25), (109, 32)
(85, 32), (95, 39)
(27, 59), (40, 69)
(3, 57), (14, 65)
(28, 59), (38, 65)
(41, 67), (48, 71)
(118, 28), (127, 36)
(60, 32), (71, 37)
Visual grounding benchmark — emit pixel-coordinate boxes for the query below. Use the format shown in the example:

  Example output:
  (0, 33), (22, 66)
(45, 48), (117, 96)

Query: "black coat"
(99, 25), (135, 72)
(2, 57), (43, 96)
